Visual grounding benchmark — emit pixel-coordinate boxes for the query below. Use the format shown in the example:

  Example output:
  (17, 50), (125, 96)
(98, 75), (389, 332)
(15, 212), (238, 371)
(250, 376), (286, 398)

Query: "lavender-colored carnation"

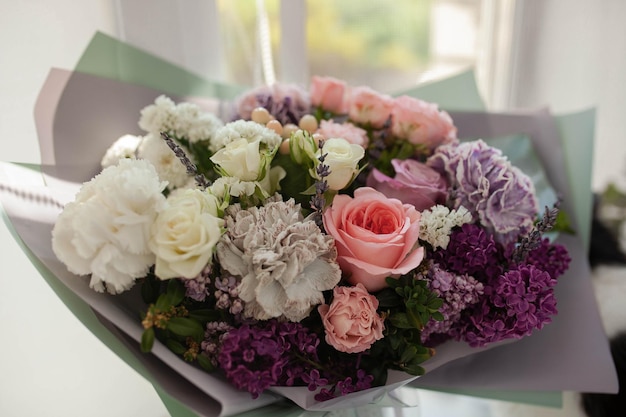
(421, 264), (484, 344)
(458, 264), (557, 347)
(431, 223), (503, 281)
(428, 140), (538, 243)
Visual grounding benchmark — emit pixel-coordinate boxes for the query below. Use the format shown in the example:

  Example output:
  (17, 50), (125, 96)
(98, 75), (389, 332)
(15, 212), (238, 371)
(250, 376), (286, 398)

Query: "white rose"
(52, 159), (167, 294)
(210, 138), (263, 181)
(150, 189), (225, 279)
(315, 137), (365, 190)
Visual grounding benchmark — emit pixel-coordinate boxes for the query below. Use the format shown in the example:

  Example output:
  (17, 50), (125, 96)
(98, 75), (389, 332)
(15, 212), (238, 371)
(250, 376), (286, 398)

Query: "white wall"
(0, 2), (169, 416)
(512, 0), (626, 191)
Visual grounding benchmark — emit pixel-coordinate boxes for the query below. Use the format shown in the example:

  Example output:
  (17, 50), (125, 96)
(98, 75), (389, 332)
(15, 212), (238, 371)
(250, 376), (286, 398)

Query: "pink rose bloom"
(317, 120), (369, 148)
(310, 76), (347, 114)
(348, 86), (394, 129)
(318, 283), (385, 353)
(323, 187), (425, 292)
(366, 158), (447, 211)
(391, 95), (458, 151)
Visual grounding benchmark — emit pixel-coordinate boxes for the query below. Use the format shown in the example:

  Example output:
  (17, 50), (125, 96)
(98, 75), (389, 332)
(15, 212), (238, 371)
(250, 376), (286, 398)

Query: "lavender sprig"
(161, 132), (211, 189)
(310, 139), (330, 226)
(512, 200), (561, 263)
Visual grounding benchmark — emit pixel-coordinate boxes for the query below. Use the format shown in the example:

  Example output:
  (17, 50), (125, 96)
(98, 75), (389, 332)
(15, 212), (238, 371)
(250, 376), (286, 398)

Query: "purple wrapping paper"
(0, 67), (617, 415)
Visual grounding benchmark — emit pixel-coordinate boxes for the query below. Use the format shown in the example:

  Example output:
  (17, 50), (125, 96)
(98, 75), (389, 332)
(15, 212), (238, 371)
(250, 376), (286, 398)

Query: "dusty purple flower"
(523, 238), (571, 279)
(183, 265), (212, 301)
(428, 140), (538, 243)
(234, 83), (310, 125)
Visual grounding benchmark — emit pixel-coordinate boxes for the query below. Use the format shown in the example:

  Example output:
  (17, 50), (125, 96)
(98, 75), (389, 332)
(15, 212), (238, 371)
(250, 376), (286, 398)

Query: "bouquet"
(49, 74), (571, 402)
(0, 33), (618, 417)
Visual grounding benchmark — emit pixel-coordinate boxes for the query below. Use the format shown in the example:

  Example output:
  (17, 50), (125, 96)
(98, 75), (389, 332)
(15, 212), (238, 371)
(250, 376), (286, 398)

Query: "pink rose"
(347, 86), (394, 129)
(391, 95), (458, 151)
(310, 76), (347, 114)
(318, 283), (385, 353)
(366, 158), (447, 211)
(317, 120), (369, 148)
(323, 187), (425, 292)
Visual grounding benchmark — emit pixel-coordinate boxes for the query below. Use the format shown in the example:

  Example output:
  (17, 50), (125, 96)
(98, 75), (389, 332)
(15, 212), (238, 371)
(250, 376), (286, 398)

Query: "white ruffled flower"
(150, 189), (224, 279)
(100, 134), (142, 168)
(52, 159), (167, 294)
(216, 198), (341, 322)
(139, 95), (176, 133)
(137, 133), (190, 190)
(314, 137), (365, 190)
(209, 120), (282, 153)
(419, 205), (473, 249)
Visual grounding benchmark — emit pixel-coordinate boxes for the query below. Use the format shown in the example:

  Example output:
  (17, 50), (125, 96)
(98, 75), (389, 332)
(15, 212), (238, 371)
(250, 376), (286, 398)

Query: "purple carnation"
(428, 140), (538, 243)
(431, 223), (503, 281)
(458, 264), (557, 347)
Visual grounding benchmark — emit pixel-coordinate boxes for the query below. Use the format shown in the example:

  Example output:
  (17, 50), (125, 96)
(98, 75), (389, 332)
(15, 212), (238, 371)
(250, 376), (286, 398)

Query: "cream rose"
(318, 283), (385, 353)
(210, 138), (263, 181)
(150, 189), (224, 279)
(322, 187), (425, 292)
(314, 137), (365, 191)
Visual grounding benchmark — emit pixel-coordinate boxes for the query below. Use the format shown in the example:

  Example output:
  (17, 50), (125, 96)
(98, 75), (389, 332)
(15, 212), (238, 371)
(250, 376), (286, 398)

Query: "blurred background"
(1, 1), (626, 416)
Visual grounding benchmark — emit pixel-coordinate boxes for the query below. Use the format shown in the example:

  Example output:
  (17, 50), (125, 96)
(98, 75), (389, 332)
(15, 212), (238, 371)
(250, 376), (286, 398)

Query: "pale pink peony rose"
(310, 76), (347, 114)
(347, 86), (394, 129)
(318, 283), (385, 353)
(366, 158), (447, 211)
(391, 95), (458, 151)
(323, 187), (425, 292)
(317, 119), (369, 148)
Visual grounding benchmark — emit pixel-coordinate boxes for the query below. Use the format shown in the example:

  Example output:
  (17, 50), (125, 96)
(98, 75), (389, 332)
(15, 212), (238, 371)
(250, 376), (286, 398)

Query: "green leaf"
(400, 346), (418, 364)
(431, 311), (444, 322)
(141, 327), (155, 353)
(188, 309), (221, 323)
(165, 279), (186, 307)
(401, 362), (426, 376)
(196, 353), (215, 372)
(167, 317), (204, 340)
(389, 313), (413, 329)
(165, 338), (187, 355)
(375, 288), (403, 308)
(141, 274), (161, 304)
(407, 308), (424, 329)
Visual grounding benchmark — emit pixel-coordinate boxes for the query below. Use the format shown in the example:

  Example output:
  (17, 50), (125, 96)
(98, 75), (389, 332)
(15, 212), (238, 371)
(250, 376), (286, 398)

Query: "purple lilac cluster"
(430, 221), (570, 347)
(421, 264), (484, 345)
(184, 265), (212, 302)
(459, 264), (558, 347)
(217, 320), (375, 400)
(214, 275), (244, 315)
(428, 140), (538, 243)
(217, 320), (323, 399)
(201, 321), (233, 367)
(234, 84), (310, 125)
(431, 223), (503, 281)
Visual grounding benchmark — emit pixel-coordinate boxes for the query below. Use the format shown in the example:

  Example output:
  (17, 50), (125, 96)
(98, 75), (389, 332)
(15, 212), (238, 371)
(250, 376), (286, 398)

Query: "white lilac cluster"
(216, 198), (341, 322)
(52, 159), (167, 294)
(139, 95), (224, 144)
(419, 205), (473, 250)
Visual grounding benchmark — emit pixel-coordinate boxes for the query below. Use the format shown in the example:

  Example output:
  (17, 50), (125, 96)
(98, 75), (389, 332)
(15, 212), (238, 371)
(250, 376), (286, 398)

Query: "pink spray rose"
(347, 86), (394, 129)
(317, 119), (369, 148)
(323, 187), (425, 292)
(391, 95), (458, 151)
(318, 283), (385, 353)
(310, 76), (347, 114)
(366, 158), (447, 211)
